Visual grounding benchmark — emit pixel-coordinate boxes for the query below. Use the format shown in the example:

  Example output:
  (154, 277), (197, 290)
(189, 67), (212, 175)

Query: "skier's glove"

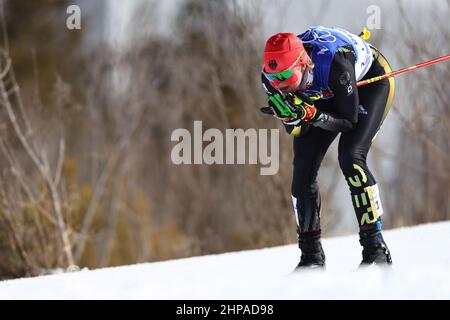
(260, 92), (321, 126)
(288, 93), (321, 123)
(264, 92), (301, 125)
(260, 95), (310, 137)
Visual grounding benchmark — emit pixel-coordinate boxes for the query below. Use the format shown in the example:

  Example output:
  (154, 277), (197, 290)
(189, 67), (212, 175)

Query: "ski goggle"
(263, 51), (305, 83)
(264, 69), (295, 82)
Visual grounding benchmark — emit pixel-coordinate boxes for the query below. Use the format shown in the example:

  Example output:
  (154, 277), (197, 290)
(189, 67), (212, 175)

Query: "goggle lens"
(264, 69), (294, 82)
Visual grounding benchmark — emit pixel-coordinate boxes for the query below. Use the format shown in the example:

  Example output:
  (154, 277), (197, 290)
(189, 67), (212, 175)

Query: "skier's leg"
(292, 126), (338, 268)
(338, 50), (395, 265)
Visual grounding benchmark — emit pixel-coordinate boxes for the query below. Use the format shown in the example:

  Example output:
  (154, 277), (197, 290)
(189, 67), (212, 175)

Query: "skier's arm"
(260, 45), (361, 134)
(311, 47), (360, 132)
(311, 111), (355, 132)
(288, 90), (356, 133)
(261, 72), (353, 134)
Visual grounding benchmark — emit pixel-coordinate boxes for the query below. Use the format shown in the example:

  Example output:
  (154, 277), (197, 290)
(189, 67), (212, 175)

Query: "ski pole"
(356, 54), (450, 87)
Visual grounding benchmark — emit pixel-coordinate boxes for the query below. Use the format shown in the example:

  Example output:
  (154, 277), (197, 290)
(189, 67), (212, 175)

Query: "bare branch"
(54, 137), (65, 187)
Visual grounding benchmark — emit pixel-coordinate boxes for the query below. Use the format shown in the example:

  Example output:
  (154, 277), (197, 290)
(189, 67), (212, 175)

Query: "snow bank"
(1, 222), (449, 299)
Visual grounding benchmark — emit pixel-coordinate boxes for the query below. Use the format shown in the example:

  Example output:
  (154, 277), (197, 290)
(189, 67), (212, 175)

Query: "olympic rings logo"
(301, 28), (337, 43)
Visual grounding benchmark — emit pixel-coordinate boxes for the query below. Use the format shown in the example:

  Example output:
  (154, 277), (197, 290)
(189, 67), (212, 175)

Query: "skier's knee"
(292, 179), (319, 198)
(338, 149), (365, 176)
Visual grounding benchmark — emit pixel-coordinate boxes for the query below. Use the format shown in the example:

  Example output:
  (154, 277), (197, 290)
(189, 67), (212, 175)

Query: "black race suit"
(271, 45), (395, 243)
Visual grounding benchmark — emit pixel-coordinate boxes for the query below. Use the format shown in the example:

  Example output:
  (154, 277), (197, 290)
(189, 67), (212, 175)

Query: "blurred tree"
(384, 2), (450, 226)
(3, 0), (85, 106)
(0, 0), (91, 279)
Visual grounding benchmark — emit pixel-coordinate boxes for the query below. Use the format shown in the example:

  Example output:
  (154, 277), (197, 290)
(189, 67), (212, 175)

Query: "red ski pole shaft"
(356, 54), (450, 87)
(298, 54), (450, 101)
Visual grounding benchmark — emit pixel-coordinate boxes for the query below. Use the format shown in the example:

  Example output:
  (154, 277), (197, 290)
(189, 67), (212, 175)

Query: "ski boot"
(359, 229), (392, 267)
(294, 233), (325, 272)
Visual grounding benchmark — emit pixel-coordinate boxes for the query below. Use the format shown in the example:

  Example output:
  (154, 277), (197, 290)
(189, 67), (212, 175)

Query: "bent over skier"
(261, 26), (395, 270)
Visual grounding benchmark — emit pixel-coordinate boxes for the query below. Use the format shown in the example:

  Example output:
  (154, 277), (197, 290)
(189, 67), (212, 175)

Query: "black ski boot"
(359, 229), (392, 267)
(294, 233), (325, 271)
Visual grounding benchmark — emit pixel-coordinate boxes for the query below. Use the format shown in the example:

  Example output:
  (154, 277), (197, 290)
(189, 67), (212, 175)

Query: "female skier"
(261, 26), (395, 270)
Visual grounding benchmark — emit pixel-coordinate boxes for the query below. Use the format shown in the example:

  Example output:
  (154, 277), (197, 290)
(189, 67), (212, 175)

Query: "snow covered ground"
(1, 221), (449, 300)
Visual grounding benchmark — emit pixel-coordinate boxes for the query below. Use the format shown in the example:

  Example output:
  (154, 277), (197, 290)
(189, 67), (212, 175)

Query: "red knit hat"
(263, 33), (307, 73)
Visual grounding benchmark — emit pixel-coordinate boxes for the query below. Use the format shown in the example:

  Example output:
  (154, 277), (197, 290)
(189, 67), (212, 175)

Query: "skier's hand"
(260, 73), (302, 125)
(259, 73), (318, 136)
(288, 93), (321, 123)
(261, 92), (321, 125)
(260, 93), (302, 126)
(260, 99), (304, 136)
